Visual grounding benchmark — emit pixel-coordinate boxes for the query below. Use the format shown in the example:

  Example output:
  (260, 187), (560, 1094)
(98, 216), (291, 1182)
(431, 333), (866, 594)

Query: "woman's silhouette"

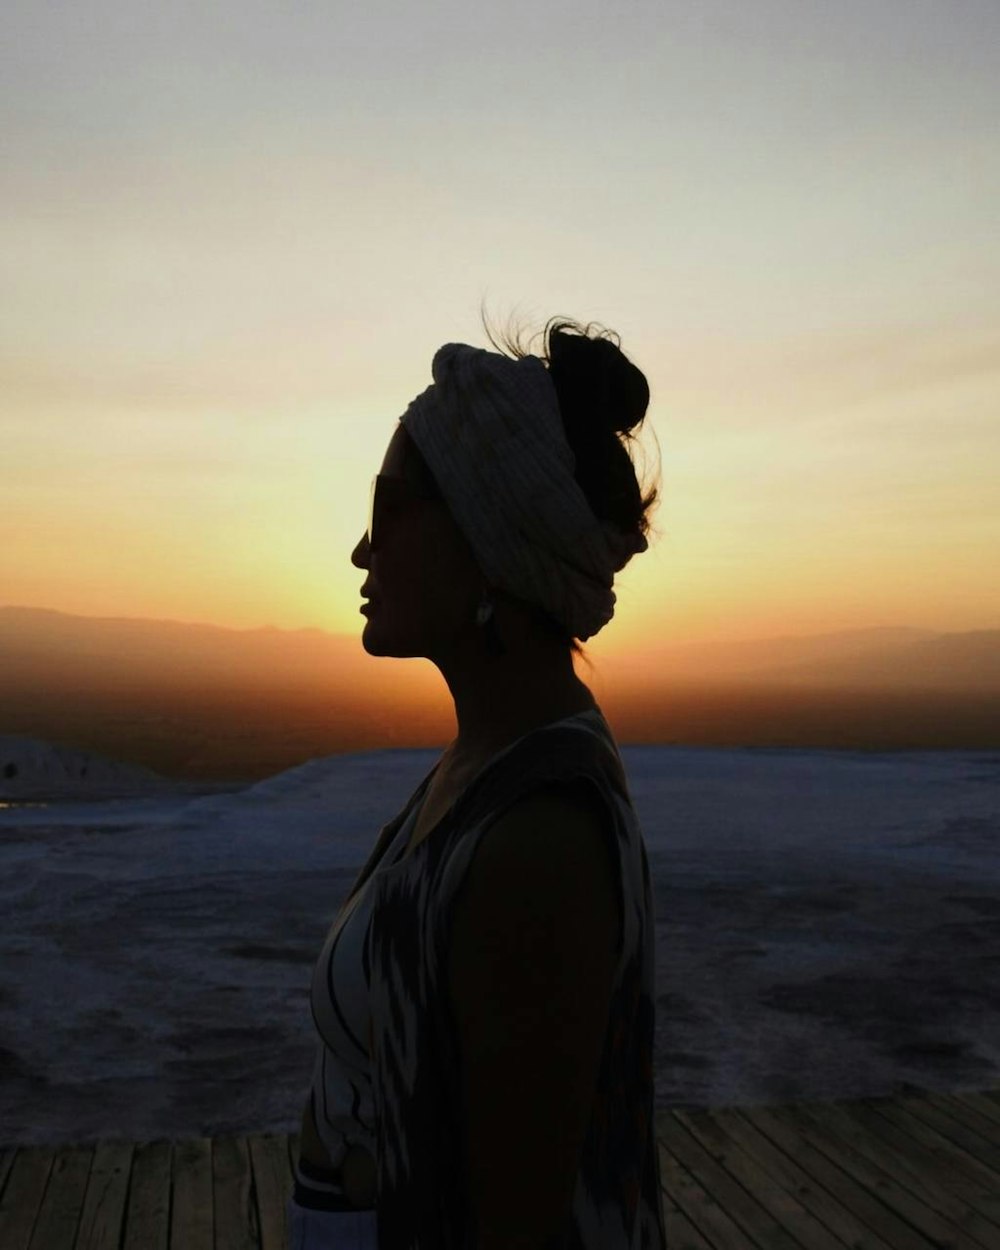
(291, 315), (666, 1250)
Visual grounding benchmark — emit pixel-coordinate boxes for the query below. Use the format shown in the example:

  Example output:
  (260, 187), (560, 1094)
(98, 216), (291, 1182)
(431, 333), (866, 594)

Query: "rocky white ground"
(2, 743), (998, 1145)
(0, 735), (176, 800)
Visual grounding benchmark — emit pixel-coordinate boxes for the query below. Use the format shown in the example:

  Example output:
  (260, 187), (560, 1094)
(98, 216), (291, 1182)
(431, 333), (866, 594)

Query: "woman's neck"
(442, 673), (598, 771)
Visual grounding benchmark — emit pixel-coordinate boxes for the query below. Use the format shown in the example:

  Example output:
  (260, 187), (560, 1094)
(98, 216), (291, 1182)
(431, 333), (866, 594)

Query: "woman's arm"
(448, 781), (620, 1250)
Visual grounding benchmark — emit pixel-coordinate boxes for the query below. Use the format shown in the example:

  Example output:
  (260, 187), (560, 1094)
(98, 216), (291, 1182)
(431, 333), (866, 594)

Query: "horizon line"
(3, 601), (994, 647)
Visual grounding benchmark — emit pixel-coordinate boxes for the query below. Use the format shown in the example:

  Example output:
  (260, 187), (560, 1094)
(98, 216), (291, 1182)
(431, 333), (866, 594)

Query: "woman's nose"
(351, 533), (370, 568)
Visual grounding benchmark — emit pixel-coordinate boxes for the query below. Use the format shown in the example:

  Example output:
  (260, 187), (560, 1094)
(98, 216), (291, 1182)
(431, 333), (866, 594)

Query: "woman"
(290, 317), (666, 1250)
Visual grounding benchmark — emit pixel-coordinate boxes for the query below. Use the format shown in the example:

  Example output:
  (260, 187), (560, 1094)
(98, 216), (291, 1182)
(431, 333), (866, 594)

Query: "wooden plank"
(918, 1092), (1000, 1160)
(122, 1141), (171, 1250)
(906, 1091), (1000, 1173)
(657, 1136), (758, 1250)
(944, 1090), (1000, 1133)
(784, 1099), (989, 1250)
(2, 1091), (994, 1250)
(655, 1115), (681, 1213)
(860, 1099), (1000, 1224)
(213, 1136), (258, 1250)
(779, 1098), (986, 1248)
(850, 1100), (1000, 1225)
(663, 1205), (717, 1250)
(249, 1133), (293, 1250)
(0, 1147), (16, 1197)
(712, 1107), (898, 1250)
(891, 1093), (1000, 1176)
(676, 1106), (849, 1250)
(170, 1137), (213, 1250)
(880, 1095), (1000, 1188)
(0, 1147), (56, 1250)
(815, 1098), (1000, 1248)
(27, 1144), (93, 1250)
(658, 1184), (681, 1214)
(75, 1140), (135, 1250)
(745, 1102), (941, 1250)
(660, 1111), (808, 1250)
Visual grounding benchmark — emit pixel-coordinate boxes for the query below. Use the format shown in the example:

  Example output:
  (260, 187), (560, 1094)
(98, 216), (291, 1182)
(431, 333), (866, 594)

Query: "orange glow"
(2, 605), (997, 783)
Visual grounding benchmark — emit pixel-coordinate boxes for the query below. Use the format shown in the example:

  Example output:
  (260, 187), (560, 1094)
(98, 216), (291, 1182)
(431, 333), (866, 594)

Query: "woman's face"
(350, 424), (482, 658)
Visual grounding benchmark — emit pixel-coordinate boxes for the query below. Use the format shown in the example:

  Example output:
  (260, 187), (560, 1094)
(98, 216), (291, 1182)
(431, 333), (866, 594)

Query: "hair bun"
(479, 309), (660, 580)
(547, 322), (649, 438)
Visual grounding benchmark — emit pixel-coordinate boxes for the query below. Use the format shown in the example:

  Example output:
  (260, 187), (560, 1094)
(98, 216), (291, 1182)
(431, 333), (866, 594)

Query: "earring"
(475, 586), (506, 656)
(475, 586), (494, 628)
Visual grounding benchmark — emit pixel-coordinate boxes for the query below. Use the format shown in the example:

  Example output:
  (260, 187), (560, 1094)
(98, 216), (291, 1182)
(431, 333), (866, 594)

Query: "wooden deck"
(1, 1088), (998, 1248)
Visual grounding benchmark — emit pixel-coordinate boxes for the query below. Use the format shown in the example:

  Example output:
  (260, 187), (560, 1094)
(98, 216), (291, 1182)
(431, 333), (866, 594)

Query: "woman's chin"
(360, 620), (388, 656)
(361, 618), (410, 658)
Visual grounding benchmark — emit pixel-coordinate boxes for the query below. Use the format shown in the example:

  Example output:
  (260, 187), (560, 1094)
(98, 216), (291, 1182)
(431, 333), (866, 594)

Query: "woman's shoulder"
(450, 779), (622, 964)
(475, 777), (612, 863)
(466, 708), (629, 811)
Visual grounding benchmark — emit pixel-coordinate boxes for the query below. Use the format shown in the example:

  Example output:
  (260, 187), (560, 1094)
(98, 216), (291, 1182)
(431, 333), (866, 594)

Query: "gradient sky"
(4, 0), (999, 658)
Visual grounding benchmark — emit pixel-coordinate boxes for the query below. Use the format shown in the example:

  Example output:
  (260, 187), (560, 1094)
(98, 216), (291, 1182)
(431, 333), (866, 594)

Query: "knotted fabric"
(399, 343), (647, 641)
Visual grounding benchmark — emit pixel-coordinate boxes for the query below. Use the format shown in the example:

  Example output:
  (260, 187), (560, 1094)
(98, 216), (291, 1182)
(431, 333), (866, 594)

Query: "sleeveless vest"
(350, 712), (666, 1249)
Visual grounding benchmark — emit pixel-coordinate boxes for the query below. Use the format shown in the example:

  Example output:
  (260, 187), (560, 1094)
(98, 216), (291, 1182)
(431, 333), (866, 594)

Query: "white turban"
(399, 343), (647, 641)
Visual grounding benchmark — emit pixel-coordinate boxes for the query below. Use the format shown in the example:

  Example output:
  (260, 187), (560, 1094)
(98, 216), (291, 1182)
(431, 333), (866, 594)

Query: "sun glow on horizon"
(4, 4), (999, 649)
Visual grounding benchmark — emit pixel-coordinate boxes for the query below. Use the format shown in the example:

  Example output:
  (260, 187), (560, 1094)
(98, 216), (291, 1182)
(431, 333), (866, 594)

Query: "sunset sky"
(4, 0), (999, 663)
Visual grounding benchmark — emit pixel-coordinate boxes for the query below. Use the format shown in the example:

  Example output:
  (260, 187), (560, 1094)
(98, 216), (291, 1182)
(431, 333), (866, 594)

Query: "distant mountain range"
(622, 625), (1000, 691)
(0, 605), (367, 695)
(1, 606), (997, 777)
(2, 606), (997, 692)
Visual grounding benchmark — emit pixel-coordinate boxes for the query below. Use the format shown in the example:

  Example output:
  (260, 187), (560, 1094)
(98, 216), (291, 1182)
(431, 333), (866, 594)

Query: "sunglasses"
(367, 474), (441, 550)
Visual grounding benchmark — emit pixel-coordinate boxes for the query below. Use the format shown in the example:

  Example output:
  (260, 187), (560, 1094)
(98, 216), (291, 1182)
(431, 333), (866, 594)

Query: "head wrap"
(399, 343), (648, 641)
